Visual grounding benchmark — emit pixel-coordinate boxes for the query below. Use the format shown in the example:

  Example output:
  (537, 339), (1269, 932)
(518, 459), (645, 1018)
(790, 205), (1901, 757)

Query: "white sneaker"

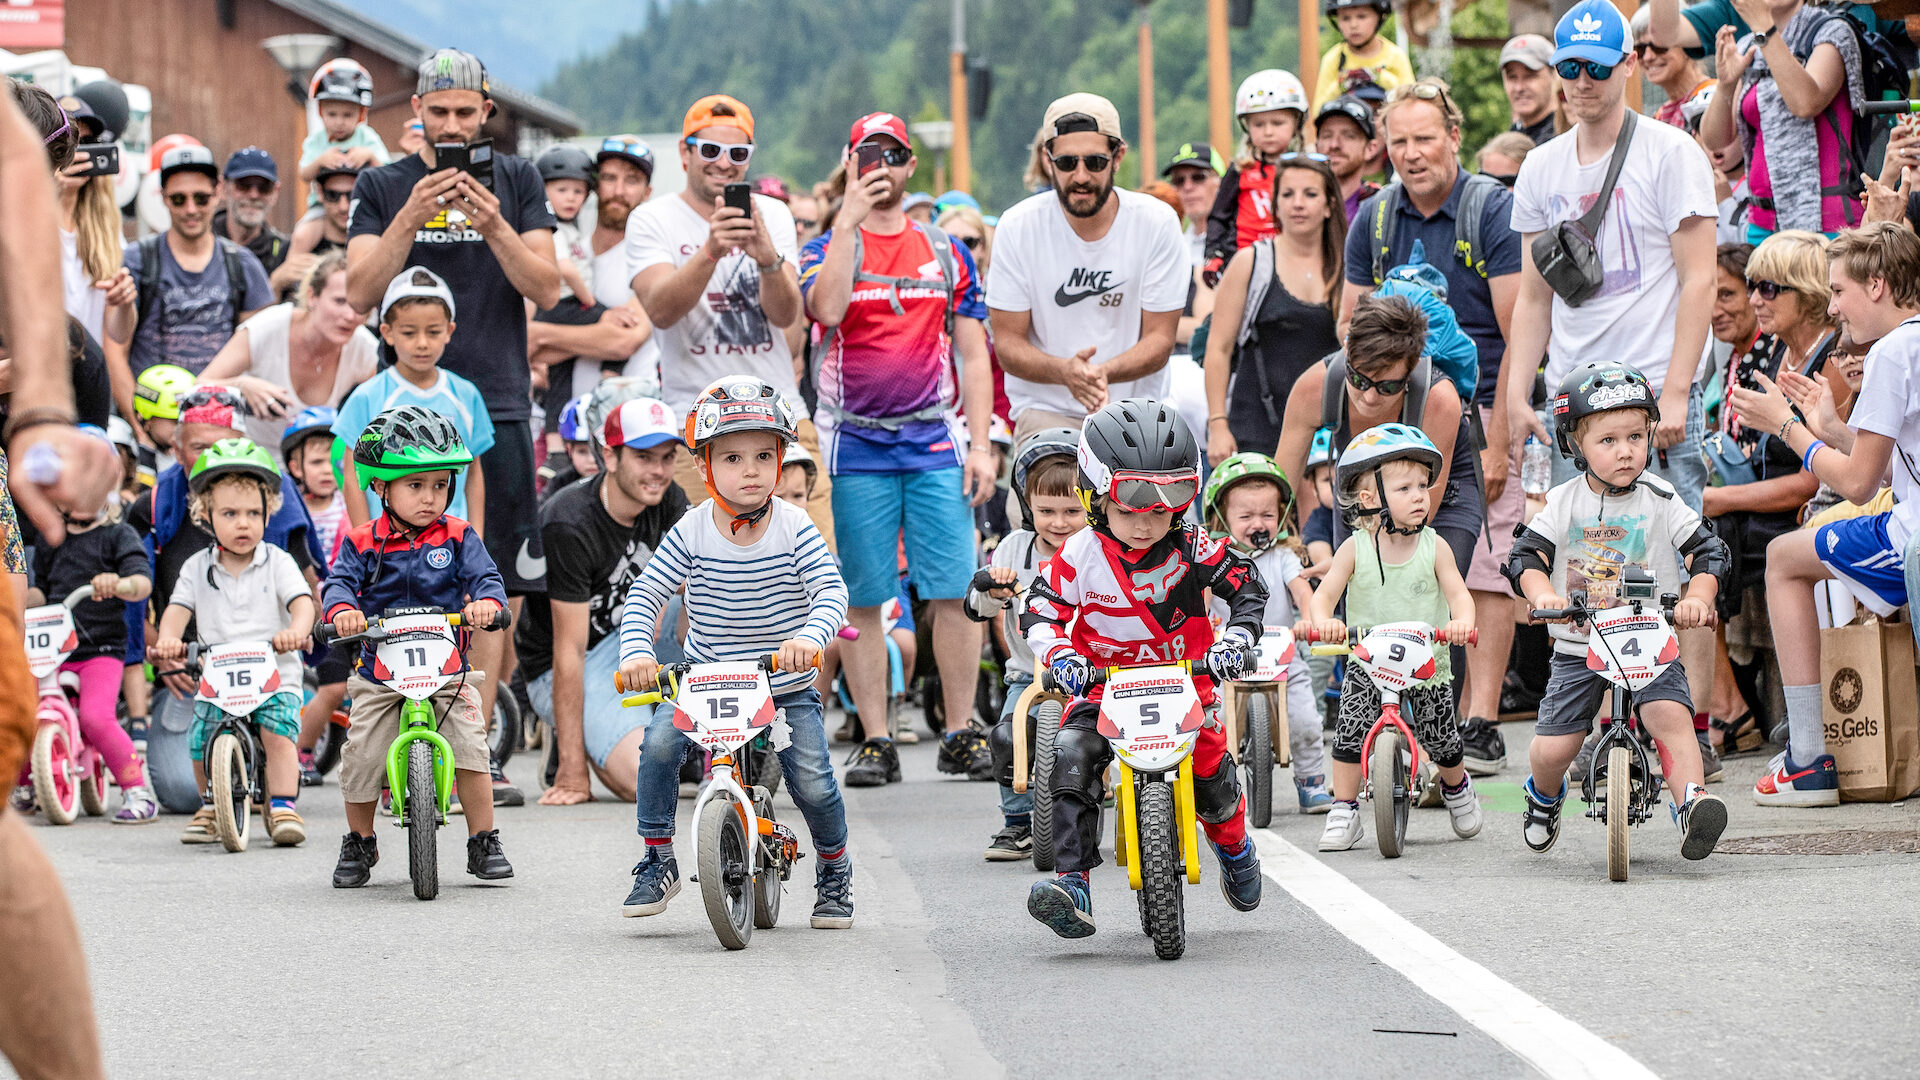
(1441, 775), (1483, 838)
(1318, 802), (1364, 851)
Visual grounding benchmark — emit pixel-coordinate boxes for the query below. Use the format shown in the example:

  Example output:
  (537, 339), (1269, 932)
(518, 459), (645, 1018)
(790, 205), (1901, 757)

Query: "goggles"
(1105, 469), (1200, 514)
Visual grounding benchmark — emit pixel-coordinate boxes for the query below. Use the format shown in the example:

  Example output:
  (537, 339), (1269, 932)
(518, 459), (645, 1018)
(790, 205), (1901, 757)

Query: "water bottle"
(1522, 434), (1552, 497)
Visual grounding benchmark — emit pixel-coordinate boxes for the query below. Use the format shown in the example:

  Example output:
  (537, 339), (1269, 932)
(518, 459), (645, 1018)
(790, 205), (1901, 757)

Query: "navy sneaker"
(1213, 839), (1262, 911)
(1753, 750), (1840, 807)
(1522, 777), (1563, 853)
(812, 855), (854, 928)
(1028, 873), (1095, 938)
(621, 848), (680, 916)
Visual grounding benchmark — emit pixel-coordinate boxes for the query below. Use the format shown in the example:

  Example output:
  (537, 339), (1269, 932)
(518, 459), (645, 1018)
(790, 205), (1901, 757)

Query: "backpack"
(134, 234), (252, 336)
(1765, 5), (1918, 220)
(1366, 172), (1503, 289)
(813, 223), (962, 431)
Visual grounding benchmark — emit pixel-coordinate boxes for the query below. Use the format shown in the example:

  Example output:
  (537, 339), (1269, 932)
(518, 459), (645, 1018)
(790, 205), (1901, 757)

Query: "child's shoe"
(622, 847), (680, 916)
(1213, 838), (1262, 911)
(111, 784), (158, 824)
(1522, 777), (1563, 853)
(1295, 774), (1333, 814)
(268, 805), (306, 846)
(180, 805), (218, 844)
(1676, 784), (1727, 861)
(1441, 775), (1483, 838)
(811, 854), (854, 928)
(9, 785), (36, 814)
(984, 822), (1033, 861)
(466, 829), (513, 879)
(1317, 801), (1364, 851)
(332, 833), (378, 887)
(298, 749), (322, 787)
(1028, 872), (1095, 938)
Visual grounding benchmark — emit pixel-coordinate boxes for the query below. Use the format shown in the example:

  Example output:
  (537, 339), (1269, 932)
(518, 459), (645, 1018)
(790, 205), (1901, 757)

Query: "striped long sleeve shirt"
(619, 497), (848, 695)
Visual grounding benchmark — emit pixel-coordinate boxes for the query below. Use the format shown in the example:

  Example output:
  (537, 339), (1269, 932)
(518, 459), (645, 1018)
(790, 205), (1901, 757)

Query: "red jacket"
(1203, 161), (1278, 267)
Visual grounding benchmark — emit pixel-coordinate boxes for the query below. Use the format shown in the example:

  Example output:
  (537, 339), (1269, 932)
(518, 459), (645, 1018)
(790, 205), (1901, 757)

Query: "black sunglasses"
(1347, 368), (1409, 396)
(957, 234), (984, 251)
(1747, 278), (1796, 300)
(1483, 171), (1518, 188)
(166, 192), (214, 208)
(873, 146), (912, 167)
(320, 187), (353, 203)
(1633, 41), (1670, 57)
(1049, 152), (1113, 174)
(1556, 59), (1616, 81)
(230, 178), (274, 196)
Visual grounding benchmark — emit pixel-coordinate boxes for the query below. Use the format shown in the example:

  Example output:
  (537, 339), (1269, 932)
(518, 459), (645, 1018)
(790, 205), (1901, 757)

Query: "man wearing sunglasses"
(989, 93), (1188, 444)
(288, 163), (360, 265)
(105, 144), (274, 391)
(213, 148), (303, 300)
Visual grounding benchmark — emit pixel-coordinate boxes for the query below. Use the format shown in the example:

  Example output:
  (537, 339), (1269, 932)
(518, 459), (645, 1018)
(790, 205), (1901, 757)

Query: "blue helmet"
(1336, 422), (1443, 533)
(558, 393), (593, 443)
(279, 405), (337, 459)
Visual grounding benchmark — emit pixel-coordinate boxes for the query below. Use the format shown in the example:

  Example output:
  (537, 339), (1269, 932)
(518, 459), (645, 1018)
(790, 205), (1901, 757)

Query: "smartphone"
(432, 141), (469, 175)
(856, 142), (885, 177)
(77, 143), (118, 178)
(723, 181), (752, 216)
(466, 138), (494, 191)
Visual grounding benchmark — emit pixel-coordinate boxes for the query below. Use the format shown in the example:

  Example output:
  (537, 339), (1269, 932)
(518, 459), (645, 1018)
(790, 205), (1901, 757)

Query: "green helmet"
(133, 364), (195, 421)
(188, 437), (280, 495)
(352, 405), (471, 483)
(1202, 451), (1294, 552)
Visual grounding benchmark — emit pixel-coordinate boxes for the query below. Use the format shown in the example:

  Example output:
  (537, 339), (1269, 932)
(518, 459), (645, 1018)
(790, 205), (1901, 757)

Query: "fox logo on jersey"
(1131, 554), (1187, 604)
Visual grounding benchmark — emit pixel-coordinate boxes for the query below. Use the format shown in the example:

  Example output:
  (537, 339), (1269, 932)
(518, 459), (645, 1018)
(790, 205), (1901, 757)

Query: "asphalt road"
(21, 715), (1920, 1079)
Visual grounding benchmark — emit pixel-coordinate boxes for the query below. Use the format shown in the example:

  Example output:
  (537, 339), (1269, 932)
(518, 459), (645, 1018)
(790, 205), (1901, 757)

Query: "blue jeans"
(633, 687), (847, 854)
(1904, 528), (1920, 653)
(1550, 383), (1707, 512)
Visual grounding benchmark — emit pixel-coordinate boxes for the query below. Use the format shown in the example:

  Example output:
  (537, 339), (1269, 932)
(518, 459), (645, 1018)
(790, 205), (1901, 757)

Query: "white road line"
(1250, 829), (1662, 1080)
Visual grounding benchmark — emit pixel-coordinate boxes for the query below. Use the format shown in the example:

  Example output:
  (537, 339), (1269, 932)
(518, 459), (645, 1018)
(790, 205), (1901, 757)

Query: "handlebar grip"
(448, 606), (513, 632)
(621, 692), (664, 708)
(312, 623), (335, 648)
(614, 670), (628, 694)
(1860, 98), (1920, 115)
(765, 652), (823, 673)
(837, 625), (860, 640)
(1308, 644), (1350, 656)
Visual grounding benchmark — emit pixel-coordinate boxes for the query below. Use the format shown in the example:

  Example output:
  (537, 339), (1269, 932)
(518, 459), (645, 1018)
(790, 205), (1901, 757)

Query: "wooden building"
(63, 0), (581, 231)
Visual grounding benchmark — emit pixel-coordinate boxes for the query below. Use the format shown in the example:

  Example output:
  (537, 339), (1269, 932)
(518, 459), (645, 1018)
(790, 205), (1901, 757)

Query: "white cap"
(380, 265), (457, 323)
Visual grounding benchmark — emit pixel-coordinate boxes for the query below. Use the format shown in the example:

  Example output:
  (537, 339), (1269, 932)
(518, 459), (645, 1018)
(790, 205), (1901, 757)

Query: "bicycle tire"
(1137, 780), (1186, 960)
(210, 732), (249, 852)
(1372, 729), (1408, 859)
(32, 724), (79, 825)
(313, 714), (347, 777)
(1607, 746), (1631, 883)
(752, 788), (782, 928)
(407, 739), (438, 900)
(489, 680), (519, 769)
(1245, 693), (1274, 829)
(698, 797), (753, 949)
(1030, 699), (1062, 871)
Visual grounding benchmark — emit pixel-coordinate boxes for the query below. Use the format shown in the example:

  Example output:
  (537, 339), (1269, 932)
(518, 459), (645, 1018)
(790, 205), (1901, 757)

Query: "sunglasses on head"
(1555, 59), (1616, 81)
(166, 192), (214, 208)
(1747, 278), (1796, 300)
(1049, 152), (1113, 175)
(685, 136), (753, 165)
(1400, 82), (1454, 107)
(1347, 368), (1409, 396)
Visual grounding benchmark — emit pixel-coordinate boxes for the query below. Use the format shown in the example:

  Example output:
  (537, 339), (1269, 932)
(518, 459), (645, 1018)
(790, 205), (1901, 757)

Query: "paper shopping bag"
(1820, 616), (1920, 802)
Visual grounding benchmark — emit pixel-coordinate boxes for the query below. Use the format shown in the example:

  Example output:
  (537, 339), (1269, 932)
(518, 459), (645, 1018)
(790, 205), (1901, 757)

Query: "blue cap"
(224, 146), (278, 183)
(933, 189), (979, 215)
(1553, 0), (1629, 66)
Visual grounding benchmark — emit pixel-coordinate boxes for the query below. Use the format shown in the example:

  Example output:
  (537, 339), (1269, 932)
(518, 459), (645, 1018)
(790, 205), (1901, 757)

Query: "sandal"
(1709, 710), (1763, 756)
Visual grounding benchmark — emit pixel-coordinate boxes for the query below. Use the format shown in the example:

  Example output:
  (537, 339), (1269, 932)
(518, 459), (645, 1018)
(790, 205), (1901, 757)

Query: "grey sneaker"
(1568, 730), (1602, 785)
(812, 855), (853, 928)
(1697, 732), (1724, 784)
(984, 823), (1033, 861)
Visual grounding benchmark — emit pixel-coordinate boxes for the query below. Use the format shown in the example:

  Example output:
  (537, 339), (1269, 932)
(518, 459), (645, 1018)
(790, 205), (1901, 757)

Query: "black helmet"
(1324, 0), (1392, 17)
(1011, 426), (1080, 525)
(536, 145), (595, 184)
(1552, 361), (1661, 472)
(1076, 399), (1200, 528)
(312, 66), (373, 108)
(352, 405), (472, 483)
(71, 80), (129, 142)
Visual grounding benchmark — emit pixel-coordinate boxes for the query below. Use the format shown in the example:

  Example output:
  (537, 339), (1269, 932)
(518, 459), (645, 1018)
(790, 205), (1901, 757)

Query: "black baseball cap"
(1315, 95), (1376, 140)
(1161, 142), (1225, 177)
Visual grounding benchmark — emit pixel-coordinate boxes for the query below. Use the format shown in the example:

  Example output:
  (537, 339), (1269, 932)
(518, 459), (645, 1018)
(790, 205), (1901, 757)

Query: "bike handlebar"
(612, 651), (822, 696)
(1301, 625), (1479, 646)
(313, 605), (512, 648)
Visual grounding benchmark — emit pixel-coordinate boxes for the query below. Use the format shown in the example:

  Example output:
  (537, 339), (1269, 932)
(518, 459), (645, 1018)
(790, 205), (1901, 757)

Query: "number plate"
(196, 642), (281, 716)
(1099, 664), (1203, 772)
(372, 614), (461, 700)
(1586, 606), (1679, 691)
(1351, 622), (1438, 693)
(22, 604), (77, 679)
(1242, 625), (1296, 683)
(672, 661), (776, 754)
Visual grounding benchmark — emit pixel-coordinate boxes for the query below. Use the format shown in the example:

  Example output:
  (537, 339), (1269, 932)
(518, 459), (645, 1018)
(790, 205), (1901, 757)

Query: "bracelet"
(1208, 414), (1228, 424)
(3, 407), (76, 444)
(1802, 439), (1826, 473)
(968, 445), (993, 456)
(1778, 415), (1801, 439)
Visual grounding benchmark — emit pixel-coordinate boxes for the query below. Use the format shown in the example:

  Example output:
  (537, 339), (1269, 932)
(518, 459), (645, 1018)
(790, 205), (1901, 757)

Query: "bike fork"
(386, 705), (456, 822)
(688, 759), (758, 883)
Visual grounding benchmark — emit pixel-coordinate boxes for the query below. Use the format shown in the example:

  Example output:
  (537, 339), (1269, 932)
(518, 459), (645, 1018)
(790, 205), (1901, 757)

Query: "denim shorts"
(830, 467), (976, 607)
(528, 630), (648, 767)
(1534, 652), (1692, 737)
(189, 690), (302, 756)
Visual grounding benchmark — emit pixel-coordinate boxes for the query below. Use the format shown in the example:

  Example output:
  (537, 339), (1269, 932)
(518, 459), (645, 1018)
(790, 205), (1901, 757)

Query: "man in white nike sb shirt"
(989, 92), (1190, 443)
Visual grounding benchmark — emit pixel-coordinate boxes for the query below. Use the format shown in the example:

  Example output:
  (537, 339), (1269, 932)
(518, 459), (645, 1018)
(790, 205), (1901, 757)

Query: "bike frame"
(687, 752), (761, 885)
(200, 713), (266, 805)
(1359, 704), (1422, 795)
(385, 697), (457, 823)
(1114, 753), (1201, 890)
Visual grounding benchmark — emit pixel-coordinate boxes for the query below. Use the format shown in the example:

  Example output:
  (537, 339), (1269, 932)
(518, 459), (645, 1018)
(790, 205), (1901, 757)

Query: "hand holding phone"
(77, 143), (119, 178)
(856, 142), (885, 177)
(723, 182), (752, 216)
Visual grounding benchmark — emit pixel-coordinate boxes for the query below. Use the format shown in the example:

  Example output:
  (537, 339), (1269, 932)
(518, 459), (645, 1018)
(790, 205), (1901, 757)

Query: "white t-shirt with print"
(1848, 316), (1920, 548)
(1510, 116), (1717, 394)
(623, 192), (801, 417)
(987, 188), (1190, 421)
(1521, 471), (1704, 656)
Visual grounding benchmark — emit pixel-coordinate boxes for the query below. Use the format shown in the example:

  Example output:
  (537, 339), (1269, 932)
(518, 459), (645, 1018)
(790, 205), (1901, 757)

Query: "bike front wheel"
(698, 796), (753, 949)
(31, 723), (79, 825)
(1606, 745), (1631, 883)
(1137, 780), (1187, 960)
(1371, 729), (1409, 859)
(1030, 699), (1062, 871)
(210, 731), (250, 852)
(1244, 693), (1274, 829)
(407, 739), (439, 900)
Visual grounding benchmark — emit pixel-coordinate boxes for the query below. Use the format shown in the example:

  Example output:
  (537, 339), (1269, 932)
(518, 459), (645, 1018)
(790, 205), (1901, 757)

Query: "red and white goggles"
(1105, 469), (1199, 514)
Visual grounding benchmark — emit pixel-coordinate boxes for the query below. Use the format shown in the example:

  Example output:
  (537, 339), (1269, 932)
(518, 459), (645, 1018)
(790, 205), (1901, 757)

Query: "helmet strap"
(700, 447), (776, 535)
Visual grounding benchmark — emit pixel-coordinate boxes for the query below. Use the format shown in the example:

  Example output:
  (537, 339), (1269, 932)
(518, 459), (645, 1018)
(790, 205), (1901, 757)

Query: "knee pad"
(1049, 726), (1109, 807)
(989, 718), (1015, 787)
(1193, 749), (1242, 824)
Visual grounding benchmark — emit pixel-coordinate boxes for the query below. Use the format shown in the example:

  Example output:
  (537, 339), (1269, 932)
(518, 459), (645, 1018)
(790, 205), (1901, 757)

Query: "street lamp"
(261, 34), (341, 104)
(911, 120), (954, 191)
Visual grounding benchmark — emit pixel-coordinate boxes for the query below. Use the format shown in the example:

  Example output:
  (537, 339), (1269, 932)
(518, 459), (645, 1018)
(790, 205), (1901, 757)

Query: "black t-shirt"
(348, 152), (557, 421)
(515, 474), (689, 681)
(32, 521), (148, 662)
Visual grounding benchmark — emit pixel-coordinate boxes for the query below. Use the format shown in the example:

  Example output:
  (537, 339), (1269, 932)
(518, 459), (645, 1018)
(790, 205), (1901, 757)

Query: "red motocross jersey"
(1022, 523), (1267, 705)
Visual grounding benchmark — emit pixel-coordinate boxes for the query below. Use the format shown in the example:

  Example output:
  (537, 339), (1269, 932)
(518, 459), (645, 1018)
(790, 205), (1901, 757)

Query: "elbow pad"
(1504, 525), (1556, 593)
(1678, 523), (1731, 582)
(961, 593), (997, 624)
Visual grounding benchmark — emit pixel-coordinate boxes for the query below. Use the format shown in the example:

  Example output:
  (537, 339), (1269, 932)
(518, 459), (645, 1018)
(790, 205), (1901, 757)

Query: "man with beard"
(799, 112), (997, 787)
(521, 394), (688, 804)
(1314, 95), (1382, 222)
(214, 147), (305, 298)
(988, 93), (1188, 442)
(288, 163), (359, 261)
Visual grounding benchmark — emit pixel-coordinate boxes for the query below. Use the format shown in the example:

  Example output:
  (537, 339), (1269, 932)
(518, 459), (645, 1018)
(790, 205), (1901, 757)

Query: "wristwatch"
(758, 252), (787, 274)
(1752, 28), (1774, 48)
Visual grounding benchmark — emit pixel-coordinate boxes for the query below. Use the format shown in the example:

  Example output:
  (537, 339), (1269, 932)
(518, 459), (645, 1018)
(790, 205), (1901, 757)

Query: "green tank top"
(1346, 526), (1451, 686)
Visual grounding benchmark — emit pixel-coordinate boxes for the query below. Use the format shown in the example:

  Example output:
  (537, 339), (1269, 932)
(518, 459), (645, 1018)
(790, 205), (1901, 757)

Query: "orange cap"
(682, 95), (755, 141)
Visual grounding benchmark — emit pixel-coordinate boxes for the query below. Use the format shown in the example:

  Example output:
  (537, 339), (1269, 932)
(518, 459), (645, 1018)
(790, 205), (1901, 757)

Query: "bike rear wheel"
(698, 797), (754, 949)
(210, 732), (250, 852)
(1030, 699), (1062, 871)
(752, 789), (782, 929)
(313, 713), (348, 777)
(407, 740), (439, 900)
(32, 724), (80, 825)
(1606, 746), (1631, 882)
(1372, 729), (1409, 859)
(1244, 693), (1274, 829)
(1137, 780), (1186, 960)
(79, 754), (110, 817)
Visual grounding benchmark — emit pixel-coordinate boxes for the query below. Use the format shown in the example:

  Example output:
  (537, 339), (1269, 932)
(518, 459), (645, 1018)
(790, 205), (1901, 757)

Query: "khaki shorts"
(340, 671), (491, 802)
(674, 417), (835, 550)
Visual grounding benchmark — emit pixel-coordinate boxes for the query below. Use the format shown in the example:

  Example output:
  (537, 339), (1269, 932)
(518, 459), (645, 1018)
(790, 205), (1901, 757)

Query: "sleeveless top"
(1346, 526), (1451, 686)
(1226, 272), (1338, 454)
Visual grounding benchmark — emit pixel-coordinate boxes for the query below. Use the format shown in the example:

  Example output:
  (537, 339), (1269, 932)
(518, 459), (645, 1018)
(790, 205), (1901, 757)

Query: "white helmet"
(1235, 69), (1308, 119)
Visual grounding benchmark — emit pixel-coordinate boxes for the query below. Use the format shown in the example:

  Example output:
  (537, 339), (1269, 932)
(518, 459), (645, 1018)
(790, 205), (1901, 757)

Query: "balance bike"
(22, 585), (131, 823)
(1224, 626), (1296, 828)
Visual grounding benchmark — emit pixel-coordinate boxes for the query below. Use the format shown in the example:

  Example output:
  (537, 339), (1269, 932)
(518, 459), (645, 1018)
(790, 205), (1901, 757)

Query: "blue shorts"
(1816, 511), (1908, 617)
(830, 467), (976, 608)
